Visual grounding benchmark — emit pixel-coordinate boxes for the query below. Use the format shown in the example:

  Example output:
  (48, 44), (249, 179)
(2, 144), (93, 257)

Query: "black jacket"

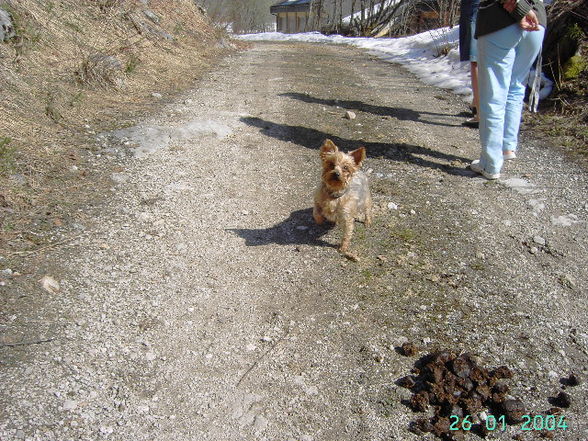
(475, 0), (547, 38)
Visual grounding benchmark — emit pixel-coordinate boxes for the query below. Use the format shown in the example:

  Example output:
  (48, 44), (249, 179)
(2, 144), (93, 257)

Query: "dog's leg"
(313, 204), (325, 225)
(364, 202), (373, 227)
(339, 216), (359, 261)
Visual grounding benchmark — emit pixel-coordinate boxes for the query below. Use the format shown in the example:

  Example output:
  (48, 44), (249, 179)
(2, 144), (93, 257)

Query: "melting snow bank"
(99, 119), (234, 157)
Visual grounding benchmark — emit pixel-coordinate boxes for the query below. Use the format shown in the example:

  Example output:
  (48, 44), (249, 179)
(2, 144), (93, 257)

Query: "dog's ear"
(350, 147), (366, 166)
(320, 139), (338, 159)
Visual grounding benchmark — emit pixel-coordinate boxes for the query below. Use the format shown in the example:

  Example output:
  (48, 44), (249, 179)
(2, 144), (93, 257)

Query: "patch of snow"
(107, 119), (234, 157)
(501, 178), (539, 195)
(551, 214), (581, 227)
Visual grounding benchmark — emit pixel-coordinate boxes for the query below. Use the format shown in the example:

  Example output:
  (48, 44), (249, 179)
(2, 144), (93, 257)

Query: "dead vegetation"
(529, 0), (588, 160)
(528, 69), (588, 160)
(76, 53), (125, 89)
(0, 0), (235, 252)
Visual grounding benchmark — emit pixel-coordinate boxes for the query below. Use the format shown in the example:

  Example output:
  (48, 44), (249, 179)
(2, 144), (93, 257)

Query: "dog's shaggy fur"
(313, 139), (372, 261)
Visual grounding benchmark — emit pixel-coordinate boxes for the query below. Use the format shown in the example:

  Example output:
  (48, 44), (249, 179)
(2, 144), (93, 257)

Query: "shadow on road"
(280, 92), (463, 128)
(240, 116), (472, 177)
(227, 208), (336, 249)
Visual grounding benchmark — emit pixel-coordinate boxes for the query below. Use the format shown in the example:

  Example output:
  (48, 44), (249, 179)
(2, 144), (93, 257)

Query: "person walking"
(459, 0), (481, 128)
(469, 0), (547, 180)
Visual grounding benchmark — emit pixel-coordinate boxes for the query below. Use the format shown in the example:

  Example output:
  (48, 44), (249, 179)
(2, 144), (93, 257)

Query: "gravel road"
(1, 42), (587, 441)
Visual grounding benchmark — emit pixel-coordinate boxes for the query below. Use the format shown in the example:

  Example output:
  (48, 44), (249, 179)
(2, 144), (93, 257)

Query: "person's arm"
(502, 0), (540, 31)
(519, 9), (540, 30)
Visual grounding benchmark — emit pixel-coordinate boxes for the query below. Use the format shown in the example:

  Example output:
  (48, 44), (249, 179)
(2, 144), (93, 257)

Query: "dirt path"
(1, 42), (587, 441)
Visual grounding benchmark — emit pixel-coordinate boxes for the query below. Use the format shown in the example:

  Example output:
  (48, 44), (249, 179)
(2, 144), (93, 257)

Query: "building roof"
(270, 0), (311, 14)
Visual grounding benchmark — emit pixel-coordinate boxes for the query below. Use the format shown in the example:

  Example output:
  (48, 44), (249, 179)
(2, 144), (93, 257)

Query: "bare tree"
(352, 0), (413, 36)
(426, 0), (460, 27)
(203, 0), (462, 36)
(357, 0), (460, 37)
(200, 0), (275, 33)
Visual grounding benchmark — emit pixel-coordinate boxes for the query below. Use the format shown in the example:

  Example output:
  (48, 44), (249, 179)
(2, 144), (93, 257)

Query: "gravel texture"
(1, 42), (587, 441)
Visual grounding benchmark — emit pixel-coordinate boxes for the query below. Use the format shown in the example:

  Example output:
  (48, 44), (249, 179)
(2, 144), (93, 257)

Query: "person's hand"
(502, 0), (517, 13)
(520, 10), (540, 31)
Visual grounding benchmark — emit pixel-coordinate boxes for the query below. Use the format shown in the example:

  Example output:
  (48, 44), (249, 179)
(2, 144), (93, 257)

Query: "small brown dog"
(313, 139), (372, 261)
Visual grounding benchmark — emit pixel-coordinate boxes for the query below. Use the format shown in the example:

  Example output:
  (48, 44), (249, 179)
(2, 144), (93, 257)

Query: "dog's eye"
(343, 166), (349, 172)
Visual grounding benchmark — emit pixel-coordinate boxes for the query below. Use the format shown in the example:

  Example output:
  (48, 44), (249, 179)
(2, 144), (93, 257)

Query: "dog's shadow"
(226, 208), (336, 249)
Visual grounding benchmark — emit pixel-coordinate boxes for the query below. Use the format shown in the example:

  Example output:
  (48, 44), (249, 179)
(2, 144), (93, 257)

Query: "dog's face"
(319, 139), (366, 192)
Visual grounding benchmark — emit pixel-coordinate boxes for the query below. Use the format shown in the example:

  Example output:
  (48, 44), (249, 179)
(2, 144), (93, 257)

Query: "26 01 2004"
(449, 414), (568, 432)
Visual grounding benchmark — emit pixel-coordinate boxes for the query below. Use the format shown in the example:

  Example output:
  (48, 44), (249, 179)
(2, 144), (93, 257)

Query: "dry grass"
(0, 0), (236, 250)
(531, 0), (588, 162)
(529, 62), (588, 163)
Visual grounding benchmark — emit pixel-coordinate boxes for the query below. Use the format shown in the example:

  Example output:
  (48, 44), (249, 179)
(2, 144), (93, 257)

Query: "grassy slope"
(0, 0), (233, 251)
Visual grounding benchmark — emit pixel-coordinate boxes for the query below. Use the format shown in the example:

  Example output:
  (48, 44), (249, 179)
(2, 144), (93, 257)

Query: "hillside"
(0, 0), (234, 251)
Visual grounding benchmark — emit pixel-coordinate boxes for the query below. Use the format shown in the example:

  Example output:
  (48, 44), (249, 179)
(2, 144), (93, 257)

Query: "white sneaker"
(503, 151), (517, 160)
(469, 160), (500, 180)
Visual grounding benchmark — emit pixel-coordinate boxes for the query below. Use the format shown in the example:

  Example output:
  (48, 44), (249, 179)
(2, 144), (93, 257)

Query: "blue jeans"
(477, 24), (545, 174)
(469, 9), (478, 62)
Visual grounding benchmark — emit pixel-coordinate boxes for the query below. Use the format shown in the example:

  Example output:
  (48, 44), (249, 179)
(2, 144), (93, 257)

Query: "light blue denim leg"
(503, 27), (545, 153)
(478, 24), (546, 174)
(478, 25), (520, 174)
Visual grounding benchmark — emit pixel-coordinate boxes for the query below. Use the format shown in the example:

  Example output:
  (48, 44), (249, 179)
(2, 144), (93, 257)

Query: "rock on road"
(1, 42), (587, 441)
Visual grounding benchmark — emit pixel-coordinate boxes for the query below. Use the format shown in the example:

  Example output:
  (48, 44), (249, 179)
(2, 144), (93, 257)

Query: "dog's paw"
(346, 253), (360, 262)
(313, 208), (325, 225)
(339, 248), (360, 262)
(313, 214), (325, 225)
